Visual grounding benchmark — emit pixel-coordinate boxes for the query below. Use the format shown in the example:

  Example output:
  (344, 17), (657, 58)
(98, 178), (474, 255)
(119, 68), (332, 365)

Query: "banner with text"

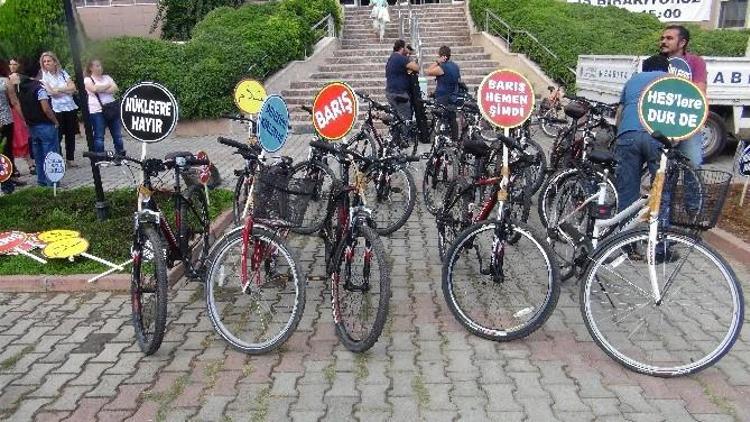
(566, 0), (712, 22)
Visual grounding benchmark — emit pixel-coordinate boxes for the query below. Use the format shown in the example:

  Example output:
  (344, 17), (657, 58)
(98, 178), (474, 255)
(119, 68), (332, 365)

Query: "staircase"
(283, 3), (499, 133)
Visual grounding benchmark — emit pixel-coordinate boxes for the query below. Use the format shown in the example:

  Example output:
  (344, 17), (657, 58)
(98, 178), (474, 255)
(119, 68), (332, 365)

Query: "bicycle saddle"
(588, 150), (616, 166)
(463, 140), (490, 157)
(165, 151), (195, 161)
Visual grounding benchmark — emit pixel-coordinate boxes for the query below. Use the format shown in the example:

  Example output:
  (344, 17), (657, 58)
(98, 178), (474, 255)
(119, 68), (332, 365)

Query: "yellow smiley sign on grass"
(38, 230), (81, 243)
(233, 79), (267, 114)
(42, 237), (90, 259)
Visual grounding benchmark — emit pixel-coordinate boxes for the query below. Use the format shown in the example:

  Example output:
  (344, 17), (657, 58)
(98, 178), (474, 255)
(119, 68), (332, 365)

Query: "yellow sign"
(233, 79), (267, 114)
(38, 230), (81, 243)
(43, 237), (89, 259)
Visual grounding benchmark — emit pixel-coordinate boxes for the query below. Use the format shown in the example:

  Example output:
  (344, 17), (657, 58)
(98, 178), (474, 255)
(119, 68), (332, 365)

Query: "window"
(718, 0), (748, 28)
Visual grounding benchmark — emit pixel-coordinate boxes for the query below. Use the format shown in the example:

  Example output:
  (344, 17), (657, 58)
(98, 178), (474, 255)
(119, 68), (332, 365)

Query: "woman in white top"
(39, 51), (79, 167)
(83, 59), (124, 154)
(371, 0), (390, 42)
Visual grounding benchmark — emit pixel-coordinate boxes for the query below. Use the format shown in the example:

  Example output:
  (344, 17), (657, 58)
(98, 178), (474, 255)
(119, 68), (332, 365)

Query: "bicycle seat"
(463, 140), (490, 157)
(165, 151), (195, 161)
(588, 150), (616, 166)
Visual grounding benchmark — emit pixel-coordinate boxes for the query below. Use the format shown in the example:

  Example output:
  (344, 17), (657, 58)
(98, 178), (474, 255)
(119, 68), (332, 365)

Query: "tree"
(0, 0), (68, 63)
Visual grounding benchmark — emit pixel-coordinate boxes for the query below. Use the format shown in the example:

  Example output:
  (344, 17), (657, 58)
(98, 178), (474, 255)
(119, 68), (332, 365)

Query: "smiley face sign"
(312, 82), (358, 141)
(233, 79), (267, 115)
(43, 237), (90, 259)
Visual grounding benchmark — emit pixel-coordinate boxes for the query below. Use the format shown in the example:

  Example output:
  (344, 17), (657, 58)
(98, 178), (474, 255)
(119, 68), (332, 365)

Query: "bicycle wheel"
(232, 173), (249, 226)
(205, 226), (305, 354)
(423, 144), (458, 215)
(541, 108), (566, 137)
(131, 224), (168, 355)
(547, 177), (590, 280)
(518, 138), (547, 196)
(437, 176), (473, 260)
(538, 169), (617, 229)
(289, 160), (337, 235)
(331, 221), (390, 352)
(442, 220), (560, 341)
(580, 229), (744, 377)
(364, 165), (416, 236)
(180, 185), (210, 273)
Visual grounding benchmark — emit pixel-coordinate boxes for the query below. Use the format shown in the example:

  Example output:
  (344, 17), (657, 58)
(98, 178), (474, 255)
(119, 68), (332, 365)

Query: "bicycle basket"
(564, 100), (589, 120)
(254, 166), (315, 227)
(668, 169), (732, 231)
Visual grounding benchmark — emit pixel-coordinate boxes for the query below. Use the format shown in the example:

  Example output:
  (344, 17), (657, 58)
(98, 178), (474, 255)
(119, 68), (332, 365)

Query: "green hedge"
(154, 0), (244, 41)
(470, 0), (750, 87)
(90, 0), (341, 120)
(0, 0), (68, 63)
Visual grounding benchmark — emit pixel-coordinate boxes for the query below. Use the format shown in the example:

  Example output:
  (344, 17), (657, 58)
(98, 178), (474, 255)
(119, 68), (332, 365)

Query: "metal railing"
(75, 0), (157, 7)
(483, 9), (575, 77)
(306, 13), (336, 58)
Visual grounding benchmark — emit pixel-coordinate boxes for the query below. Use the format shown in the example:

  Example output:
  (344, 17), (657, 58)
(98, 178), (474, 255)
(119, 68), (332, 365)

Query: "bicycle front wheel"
(180, 185), (210, 273)
(365, 166), (416, 235)
(423, 144), (458, 216)
(580, 229), (744, 377)
(289, 160), (337, 235)
(331, 222), (390, 352)
(442, 220), (560, 341)
(205, 227), (305, 354)
(131, 224), (168, 355)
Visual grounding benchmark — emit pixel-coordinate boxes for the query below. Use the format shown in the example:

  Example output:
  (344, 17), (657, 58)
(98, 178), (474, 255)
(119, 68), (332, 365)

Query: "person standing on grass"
(7, 57), (35, 176)
(1, 59), (26, 193)
(39, 51), (79, 168)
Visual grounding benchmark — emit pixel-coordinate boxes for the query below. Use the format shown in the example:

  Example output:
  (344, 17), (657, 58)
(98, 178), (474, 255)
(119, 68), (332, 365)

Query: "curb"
(0, 209), (234, 293)
(704, 227), (750, 272)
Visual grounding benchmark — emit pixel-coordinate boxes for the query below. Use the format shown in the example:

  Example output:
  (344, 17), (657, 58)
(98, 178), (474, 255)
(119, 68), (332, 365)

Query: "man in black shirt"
(385, 39), (420, 123)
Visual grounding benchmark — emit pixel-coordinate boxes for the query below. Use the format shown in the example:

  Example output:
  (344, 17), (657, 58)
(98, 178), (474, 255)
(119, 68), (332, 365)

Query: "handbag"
(89, 77), (120, 122)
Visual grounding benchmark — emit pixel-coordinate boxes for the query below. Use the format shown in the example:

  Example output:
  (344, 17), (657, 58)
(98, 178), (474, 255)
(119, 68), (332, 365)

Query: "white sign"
(44, 152), (65, 183)
(567, 0), (712, 22)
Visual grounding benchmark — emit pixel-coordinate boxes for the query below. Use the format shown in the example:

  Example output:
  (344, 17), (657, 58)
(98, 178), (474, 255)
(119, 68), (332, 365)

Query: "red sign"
(312, 82), (358, 141)
(196, 151), (211, 185)
(478, 69), (535, 129)
(0, 231), (27, 255)
(0, 154), (12, 184)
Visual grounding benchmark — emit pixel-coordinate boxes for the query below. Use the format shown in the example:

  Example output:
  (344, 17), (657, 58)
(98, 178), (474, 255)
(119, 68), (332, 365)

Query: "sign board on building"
(566, 0), (712, 22)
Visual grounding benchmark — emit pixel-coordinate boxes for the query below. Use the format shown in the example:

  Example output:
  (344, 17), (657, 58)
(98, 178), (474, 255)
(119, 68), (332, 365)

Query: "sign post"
(312, 82), (358, 141)
(43, 152), (65, 197)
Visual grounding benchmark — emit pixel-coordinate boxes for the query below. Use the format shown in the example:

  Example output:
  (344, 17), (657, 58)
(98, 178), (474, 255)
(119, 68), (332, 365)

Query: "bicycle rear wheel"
(580, 229), (744, 376)
(331, 221), (390, 352)
(289, 160), (336, 235)
(442, 220), (560, 341)
(131, 224), (168, 355)
(232, 173), (249, 226)
(423, 144), (458, 215)
(180, 185), (210, 274)
(365, 166), (416, 235)
(205, 227), (305, 354)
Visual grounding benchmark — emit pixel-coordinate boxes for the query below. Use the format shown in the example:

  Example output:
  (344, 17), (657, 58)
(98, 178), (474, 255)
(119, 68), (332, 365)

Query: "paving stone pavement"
(2, 128), (750, 421)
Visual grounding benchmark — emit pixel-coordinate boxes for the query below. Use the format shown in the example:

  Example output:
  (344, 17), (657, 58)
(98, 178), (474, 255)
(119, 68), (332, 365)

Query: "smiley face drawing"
(233, 79), (267, 114)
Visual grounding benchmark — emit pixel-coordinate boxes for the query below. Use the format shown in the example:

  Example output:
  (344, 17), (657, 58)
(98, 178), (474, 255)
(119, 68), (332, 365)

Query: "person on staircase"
(370, 0), (390, 42)
(426, 45), (461, 143)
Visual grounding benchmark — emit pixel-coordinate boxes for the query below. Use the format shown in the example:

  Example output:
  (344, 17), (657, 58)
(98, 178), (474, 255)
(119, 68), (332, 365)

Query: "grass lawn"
(718, 183), (750, 243)
(0, 186), (233, 276)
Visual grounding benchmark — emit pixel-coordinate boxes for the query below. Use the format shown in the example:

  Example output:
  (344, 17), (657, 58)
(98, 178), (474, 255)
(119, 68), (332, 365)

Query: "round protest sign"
(43, 237), (89, 259)
(312, 82), (358, 141)
(0, 154), (13, 183)
(257, 95), (290, 153)
(638, 76), (707, 141)
(478, 69), (535, 129)
(38, 230), (81, 243)
(233, 79), (267, 115)
(668, 57), (692, 80)
(196, 151), (211, 185)
(44, 152), (65, 184)
(120, 82), (179, 143)
(0, 231), (27, 255)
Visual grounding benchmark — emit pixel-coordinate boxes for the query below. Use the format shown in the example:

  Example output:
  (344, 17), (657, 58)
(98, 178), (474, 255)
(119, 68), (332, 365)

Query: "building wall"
(77, 5), (161, 40)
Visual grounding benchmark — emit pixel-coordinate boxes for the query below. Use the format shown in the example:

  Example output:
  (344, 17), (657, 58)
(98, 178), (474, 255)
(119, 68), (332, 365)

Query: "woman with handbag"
(39, 51), (79, 167)
(83, 59), (124, 155)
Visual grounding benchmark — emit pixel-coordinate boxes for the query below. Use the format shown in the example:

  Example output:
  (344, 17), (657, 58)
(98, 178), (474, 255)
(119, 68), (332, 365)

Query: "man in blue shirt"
(385, 39), (420, 122)
(614, 54), (669, 212)
(426, 45), (461, 142)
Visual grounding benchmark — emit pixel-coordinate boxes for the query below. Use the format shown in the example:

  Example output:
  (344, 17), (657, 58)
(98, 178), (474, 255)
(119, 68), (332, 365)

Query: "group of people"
(0, 53), (123, 191)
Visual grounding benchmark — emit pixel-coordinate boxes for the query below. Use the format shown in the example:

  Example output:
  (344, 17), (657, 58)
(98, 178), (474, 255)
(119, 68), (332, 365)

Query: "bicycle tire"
(366, 166), (416, 236)
(289, 160), (337, 235)
(180, 185), (210, 273)
(538, 168), (617, 229)
(541, 108), (565, 138)
(331, 221), (390, 352)
(437, 176), (473, 261)
(422, 144), (458, 215)
(205, 226), (305, 354)
(580, 228), (744, 377)
(519, 138), (548, 196)
(131, 224), (168, 356)
(546, 176), (589, 281)
(232, 173), (249, 226)
(442, 220), (560, 341)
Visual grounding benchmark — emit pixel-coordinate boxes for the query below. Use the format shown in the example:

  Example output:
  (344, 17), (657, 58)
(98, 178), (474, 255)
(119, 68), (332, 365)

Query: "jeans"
(435, 96), (459, 142)
(90, 112), (125, 153)
(30, 123), (59, 186)
(614, 131), (661, 212)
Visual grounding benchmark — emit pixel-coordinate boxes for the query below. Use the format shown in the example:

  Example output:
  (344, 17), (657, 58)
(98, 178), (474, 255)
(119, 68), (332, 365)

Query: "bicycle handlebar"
(217, 136), (261, 156)
(651, 131), (672, 149)
(300, 105), (313, 115)
(309, 140), (373, 166)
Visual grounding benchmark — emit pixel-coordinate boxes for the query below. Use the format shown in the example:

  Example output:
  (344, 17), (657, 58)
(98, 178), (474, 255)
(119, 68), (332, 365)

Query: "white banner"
(566, 0), (712, 22)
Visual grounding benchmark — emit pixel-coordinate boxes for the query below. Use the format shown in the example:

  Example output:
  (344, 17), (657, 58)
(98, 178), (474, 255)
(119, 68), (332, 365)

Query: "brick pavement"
(2, 139), (749, 420)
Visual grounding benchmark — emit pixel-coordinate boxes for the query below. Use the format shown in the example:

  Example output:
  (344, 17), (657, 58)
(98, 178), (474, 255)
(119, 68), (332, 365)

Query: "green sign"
(638, 76), (707, 141)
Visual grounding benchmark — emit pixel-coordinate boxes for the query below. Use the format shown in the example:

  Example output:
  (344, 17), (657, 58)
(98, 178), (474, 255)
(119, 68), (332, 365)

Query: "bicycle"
(204, 136), (308, 354)
(441, 133), (560, 342)
(578, 131), (743, 377)
(83, 149), (211, 355)
(305, 139), (391, 353)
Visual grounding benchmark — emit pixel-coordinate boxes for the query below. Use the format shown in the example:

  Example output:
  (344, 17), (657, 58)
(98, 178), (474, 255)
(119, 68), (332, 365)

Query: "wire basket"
(254, 166), (315, 227)
(668, 168), (732, 231)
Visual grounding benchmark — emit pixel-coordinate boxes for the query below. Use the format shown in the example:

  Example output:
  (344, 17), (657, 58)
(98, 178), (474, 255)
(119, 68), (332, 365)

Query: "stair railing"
(483, 8), (575, 77)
